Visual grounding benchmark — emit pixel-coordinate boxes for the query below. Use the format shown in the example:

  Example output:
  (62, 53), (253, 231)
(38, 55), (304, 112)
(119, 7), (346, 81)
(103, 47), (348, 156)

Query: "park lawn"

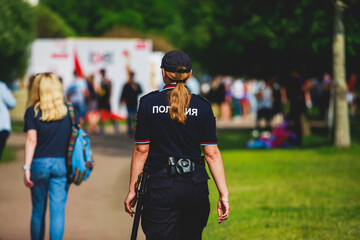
(203, 129), (360, 240)
(0, 146), (18, 163)
(11, 121), (24, 132)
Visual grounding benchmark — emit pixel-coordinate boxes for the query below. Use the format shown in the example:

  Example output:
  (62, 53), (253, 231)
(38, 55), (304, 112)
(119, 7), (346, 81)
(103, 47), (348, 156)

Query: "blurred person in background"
(231, 78), (245, 121)
(308, 77), (322, 112)
(247, 77), (260, 121)
(0, 80), (17, 160)
(98, 68), (119, 134)
(347, 73), (358, 117)
(355, 74), (360, 116)
(27, 75), (36, 104)
(23, 73), (78, 240)
(269, 75), (283, 123)
(285, 70), (306, 146)
(241, 80), (251, 120)
(303, 78), (313, 109)
(207, 76), (225, 118)
(200, 82), (210, 97)
(320, 72), (331, 121)
(255, 80), (273, 130)
(66, 70), (87, 123)
(120, 71), (142, 136)
(85, 74), (99, 133)
(186, 75), (200, 95)
(301, 77), (313, 137)
(221, 76), (233, 121)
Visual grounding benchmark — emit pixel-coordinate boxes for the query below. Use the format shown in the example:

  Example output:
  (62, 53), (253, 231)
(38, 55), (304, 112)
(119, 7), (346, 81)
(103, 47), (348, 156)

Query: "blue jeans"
(233, 98), (242, 116)
(72, 102), (87, 119)
(30, 157), (69, 240)
(0, 130), (9, 160)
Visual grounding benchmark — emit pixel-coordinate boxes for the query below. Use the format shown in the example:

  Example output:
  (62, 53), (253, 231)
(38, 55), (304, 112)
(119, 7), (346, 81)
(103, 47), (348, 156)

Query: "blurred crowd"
(26, 68), (142, 136)
(1, 68), (359, 155)
(200, 71), (359, 145)
(21, 69), (360, 145)
(23, 69), (360, 135)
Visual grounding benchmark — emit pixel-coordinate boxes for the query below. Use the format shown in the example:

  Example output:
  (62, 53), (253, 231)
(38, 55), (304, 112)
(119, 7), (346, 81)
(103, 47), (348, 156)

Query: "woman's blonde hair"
(165, 67), (191, 124)
(28, 72), (68, 121)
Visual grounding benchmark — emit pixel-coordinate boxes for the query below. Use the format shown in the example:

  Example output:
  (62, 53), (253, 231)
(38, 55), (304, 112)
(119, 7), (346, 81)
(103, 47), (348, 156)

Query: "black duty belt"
(149, 157), (204, 176)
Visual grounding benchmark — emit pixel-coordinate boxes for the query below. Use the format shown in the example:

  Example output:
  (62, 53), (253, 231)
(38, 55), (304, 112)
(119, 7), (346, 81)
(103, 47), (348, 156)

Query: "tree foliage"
(40, 0), (176, 36)
(39, 0), (360, 77)
(173, 0), (336, 77)
(0, 0), (35, 83)
(35, 4), (76, 38)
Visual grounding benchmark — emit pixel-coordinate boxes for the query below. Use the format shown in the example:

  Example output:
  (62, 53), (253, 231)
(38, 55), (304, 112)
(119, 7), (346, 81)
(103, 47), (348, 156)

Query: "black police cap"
(161, 50), (192, 73)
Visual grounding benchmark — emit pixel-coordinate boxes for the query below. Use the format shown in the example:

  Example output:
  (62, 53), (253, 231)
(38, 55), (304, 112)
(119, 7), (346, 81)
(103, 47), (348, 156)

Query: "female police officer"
(124, 50), (229, 239)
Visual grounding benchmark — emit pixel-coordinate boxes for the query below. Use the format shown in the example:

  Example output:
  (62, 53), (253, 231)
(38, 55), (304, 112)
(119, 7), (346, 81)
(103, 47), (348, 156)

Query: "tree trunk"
(333, 0), (351, 147)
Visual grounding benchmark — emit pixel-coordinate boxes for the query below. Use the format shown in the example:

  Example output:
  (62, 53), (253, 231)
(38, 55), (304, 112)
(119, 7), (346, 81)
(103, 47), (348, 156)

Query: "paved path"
(0, 132), (145, 240)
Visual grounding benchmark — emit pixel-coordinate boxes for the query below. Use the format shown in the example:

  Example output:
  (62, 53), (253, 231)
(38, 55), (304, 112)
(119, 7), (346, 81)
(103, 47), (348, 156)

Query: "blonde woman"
(124, 51), (229, 239)
(23, 73), (77, 240)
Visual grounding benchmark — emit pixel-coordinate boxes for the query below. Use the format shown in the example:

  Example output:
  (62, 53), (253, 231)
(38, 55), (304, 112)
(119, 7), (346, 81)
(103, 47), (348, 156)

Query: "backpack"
(67, 103), (95, 185)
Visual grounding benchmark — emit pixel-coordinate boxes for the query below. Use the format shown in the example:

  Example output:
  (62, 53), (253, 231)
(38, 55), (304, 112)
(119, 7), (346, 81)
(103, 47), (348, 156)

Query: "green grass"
(1, 146), (18, 163)
(203, 121), (360, 240)
(11, 121), (24, 132)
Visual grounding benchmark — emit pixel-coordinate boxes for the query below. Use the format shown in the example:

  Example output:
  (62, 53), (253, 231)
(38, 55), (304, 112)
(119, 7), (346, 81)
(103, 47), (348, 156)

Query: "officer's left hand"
(124, 191), (137, 217)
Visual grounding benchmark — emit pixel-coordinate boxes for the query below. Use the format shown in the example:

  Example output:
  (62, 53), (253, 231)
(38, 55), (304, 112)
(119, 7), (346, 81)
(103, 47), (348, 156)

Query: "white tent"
(27, 38), (155, 118)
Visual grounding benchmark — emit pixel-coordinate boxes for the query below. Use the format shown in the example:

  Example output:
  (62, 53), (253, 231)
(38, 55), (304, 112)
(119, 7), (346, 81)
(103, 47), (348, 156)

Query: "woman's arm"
(23, 130), (37, 188)
(203, 145), (230, 223)
(124, 143), (149, 217)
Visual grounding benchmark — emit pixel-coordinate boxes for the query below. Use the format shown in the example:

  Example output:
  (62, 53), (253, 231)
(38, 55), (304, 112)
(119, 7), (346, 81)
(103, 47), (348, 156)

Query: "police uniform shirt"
(135, 84), (217, 167)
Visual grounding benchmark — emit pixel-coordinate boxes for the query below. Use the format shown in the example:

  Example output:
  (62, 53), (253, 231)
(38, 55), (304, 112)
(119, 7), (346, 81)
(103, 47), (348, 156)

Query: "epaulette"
(140, 90), (159, 100)
(192, 94), (211, 105)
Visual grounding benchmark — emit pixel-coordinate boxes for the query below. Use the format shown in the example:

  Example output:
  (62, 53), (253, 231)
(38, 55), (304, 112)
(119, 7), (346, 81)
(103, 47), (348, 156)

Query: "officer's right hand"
(124, 191), (137, 217)
(217, 199), (230, 223)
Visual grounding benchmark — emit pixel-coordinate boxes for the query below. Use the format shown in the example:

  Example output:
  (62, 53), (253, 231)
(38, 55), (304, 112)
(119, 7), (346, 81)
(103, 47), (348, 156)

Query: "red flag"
(74, 49), (84, 78)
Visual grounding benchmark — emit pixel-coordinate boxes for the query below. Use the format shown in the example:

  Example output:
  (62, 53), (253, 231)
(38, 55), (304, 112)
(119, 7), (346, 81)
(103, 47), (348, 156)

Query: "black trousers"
(289, 101), (304, 146)
(0, 130), (10, 160)
(141, 166), (210, 240)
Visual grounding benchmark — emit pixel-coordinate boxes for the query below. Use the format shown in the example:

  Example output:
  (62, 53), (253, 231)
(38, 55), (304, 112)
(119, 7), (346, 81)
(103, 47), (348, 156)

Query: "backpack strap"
(66, 102), (79, 184)
(66, 102), (77, 128)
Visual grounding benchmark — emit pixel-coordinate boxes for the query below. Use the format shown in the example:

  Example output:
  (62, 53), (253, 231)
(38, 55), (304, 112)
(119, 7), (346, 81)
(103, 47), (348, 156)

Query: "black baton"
(130, 166), (150, 240)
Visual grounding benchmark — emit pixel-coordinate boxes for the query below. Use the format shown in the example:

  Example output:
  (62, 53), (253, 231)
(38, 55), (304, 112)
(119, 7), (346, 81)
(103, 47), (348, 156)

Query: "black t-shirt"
(87, 81), (96, 100)
(98, 80), (111, 110)
(135, 84), (217, 167)
(121, 82), (142, 108)
(207, 84), (225, 104)
(23, 106), (79, 158)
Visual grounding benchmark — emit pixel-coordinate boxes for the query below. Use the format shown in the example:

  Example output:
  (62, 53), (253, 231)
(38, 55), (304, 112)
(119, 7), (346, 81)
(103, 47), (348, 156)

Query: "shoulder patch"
(140, 90), (159, 100)
(192, 94), (211, 105)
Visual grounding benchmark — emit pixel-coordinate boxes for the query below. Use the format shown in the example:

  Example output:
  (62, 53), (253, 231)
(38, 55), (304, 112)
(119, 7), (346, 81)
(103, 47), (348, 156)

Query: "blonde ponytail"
(165, 67), (191, 124)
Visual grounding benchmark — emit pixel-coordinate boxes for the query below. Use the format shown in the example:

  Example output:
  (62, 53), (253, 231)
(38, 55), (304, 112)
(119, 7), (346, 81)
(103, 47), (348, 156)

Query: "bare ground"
(0, 131), (145, 240)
